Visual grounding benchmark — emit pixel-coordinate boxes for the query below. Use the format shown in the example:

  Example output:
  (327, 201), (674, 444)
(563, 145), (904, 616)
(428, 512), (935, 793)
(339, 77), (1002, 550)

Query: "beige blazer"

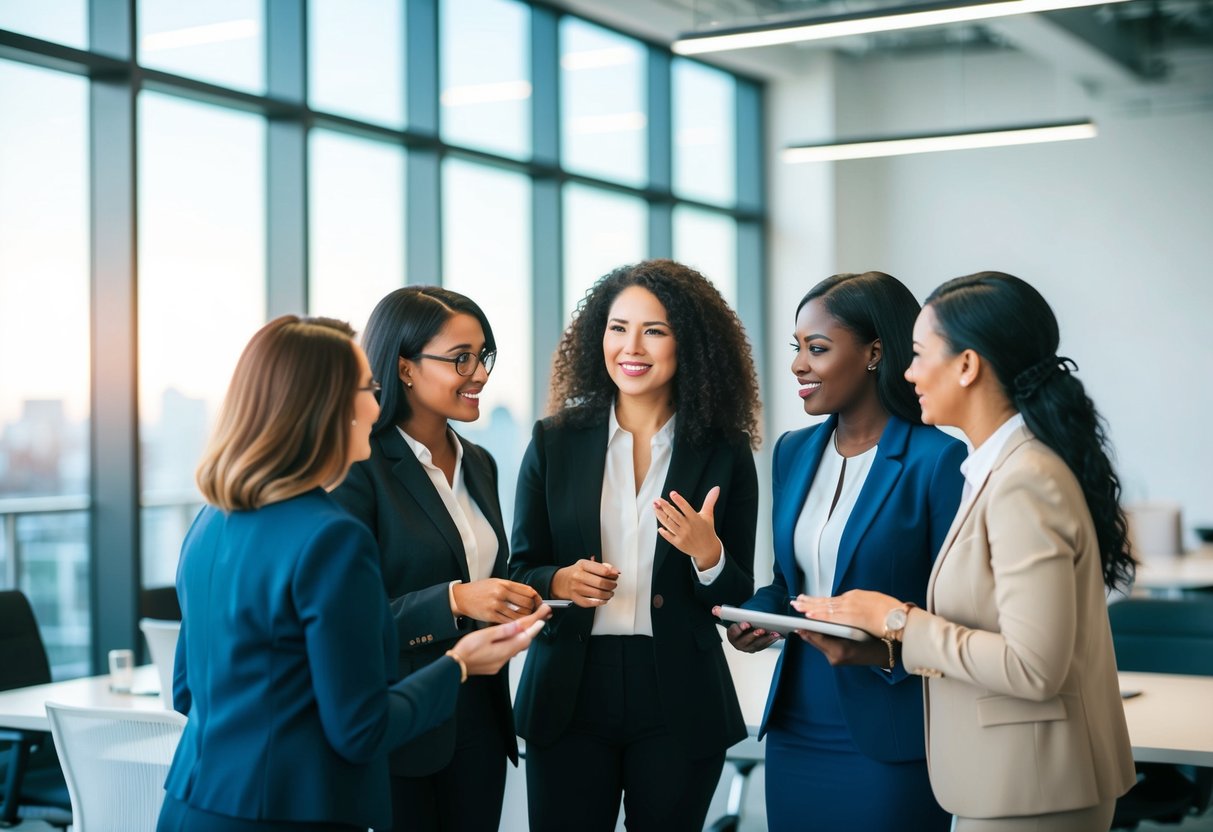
(901, 426), (1135, 819)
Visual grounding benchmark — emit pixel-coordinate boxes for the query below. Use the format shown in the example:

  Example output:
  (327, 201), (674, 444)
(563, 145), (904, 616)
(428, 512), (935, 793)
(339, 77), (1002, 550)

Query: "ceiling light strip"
(673, 0), (1131, 54)
(782, 120), (1097, 162)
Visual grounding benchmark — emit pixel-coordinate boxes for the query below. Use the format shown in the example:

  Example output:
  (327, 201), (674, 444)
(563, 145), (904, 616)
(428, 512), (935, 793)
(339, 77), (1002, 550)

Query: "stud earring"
(867, 363), (877, 372)
(351, 419), (357, 426)
(405, 381), (413, 389)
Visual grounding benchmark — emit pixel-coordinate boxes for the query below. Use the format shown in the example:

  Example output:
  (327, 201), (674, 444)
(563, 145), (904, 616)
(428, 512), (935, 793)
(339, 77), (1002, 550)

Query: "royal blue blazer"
(165, 489), (461, 831)
(744, 415), (965, 763)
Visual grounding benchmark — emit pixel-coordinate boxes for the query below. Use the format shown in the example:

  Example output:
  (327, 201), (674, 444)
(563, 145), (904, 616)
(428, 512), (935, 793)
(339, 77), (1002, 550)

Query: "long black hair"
(797, 271), (922, 425)
(925, 271), (1134, 591)
(550, 259), (761, 449)
(361, 286), (496, 435)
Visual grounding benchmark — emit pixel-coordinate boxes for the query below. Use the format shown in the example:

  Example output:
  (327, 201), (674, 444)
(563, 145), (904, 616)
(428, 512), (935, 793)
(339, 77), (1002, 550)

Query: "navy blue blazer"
(744, 415), (965, 763)
(332, 428), (518, 777)
(509, 414), (758, 759)
(165, 489), (461, 830)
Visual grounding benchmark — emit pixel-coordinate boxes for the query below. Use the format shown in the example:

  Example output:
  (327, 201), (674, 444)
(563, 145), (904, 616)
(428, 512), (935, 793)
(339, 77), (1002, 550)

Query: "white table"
(1119, 671), (1213, 766)
(722, 643), (1213, 767)
(0, 665), (164, 731)
(1133, 548), (1213, 594)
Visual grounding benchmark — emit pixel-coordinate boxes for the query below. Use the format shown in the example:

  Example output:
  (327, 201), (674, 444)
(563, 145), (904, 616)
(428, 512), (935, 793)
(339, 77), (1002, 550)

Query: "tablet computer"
(717, 605), (871, 642)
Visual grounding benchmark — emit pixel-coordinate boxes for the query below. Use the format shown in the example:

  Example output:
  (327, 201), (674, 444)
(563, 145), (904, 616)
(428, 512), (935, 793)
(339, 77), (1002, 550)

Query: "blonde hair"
(196, 315), (359, 512)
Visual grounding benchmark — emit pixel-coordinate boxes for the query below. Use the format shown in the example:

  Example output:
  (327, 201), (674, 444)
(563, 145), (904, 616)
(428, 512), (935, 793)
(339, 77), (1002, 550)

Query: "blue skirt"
(764, 640), (950, 832)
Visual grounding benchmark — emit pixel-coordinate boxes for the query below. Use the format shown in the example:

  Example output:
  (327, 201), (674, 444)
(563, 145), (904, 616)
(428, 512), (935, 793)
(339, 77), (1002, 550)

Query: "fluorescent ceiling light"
(782, 120), (1097, 162)
(440, 80), (532, 107)
(141, 19), (259, 52)
(673, 0), (1132, 54)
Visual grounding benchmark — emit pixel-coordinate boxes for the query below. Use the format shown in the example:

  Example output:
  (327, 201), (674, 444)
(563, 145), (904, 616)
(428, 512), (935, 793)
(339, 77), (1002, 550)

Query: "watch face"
(885, 607), (908, 631)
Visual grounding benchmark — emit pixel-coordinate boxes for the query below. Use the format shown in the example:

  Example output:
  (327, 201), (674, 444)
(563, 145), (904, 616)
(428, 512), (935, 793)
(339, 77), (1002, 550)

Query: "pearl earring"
(406, 381), (413, 389)
(351, 419), (357, 426)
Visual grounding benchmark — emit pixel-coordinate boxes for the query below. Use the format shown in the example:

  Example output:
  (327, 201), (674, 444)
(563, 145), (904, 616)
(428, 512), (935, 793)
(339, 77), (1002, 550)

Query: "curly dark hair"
(549, 259), (761, 449)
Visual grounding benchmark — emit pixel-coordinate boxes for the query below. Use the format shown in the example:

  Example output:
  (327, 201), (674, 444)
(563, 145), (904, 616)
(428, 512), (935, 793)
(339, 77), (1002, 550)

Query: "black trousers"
(387, 675), (508, 832)
(525, 636), (726, 832)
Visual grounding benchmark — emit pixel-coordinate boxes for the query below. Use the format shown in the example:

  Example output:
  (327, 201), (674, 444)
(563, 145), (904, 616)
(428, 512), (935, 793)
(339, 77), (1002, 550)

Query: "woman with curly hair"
(509, 259), (760, 832)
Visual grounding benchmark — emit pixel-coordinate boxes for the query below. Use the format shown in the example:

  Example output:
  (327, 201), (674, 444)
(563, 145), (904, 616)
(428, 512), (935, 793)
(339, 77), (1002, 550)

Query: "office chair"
(138, 586), (181, 623)
(0, 589), (73, 828)
(138, 618), (181, 709)
(46, 703), (186, 832)
(1110, 596), (1213, 829)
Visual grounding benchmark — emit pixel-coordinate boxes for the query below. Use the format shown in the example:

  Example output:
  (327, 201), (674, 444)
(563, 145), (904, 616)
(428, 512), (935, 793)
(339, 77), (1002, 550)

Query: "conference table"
(723, 646), (1213, 767)
(1133, 548), (1213, 595)
(1, 660), (1210, 768)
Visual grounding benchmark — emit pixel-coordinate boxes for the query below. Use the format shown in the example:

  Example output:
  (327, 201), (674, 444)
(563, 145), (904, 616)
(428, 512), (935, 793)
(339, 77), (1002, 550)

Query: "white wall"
(766, 46), (1213, 544)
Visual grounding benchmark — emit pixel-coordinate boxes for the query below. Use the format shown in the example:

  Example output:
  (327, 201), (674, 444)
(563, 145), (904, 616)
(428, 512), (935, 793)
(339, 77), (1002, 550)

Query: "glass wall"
(0, 59), (91, 678)
(137, 92), (266, 589)
(0, 0), (764, 676)
(308, 130), (406, 335)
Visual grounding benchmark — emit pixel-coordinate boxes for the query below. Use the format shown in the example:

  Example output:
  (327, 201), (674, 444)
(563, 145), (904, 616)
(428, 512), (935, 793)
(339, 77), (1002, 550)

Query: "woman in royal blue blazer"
(160, 315), (546, 832)
(726, 272), (965, 831)
(332, 287), (540, 832)
(510, 260), (761, 832)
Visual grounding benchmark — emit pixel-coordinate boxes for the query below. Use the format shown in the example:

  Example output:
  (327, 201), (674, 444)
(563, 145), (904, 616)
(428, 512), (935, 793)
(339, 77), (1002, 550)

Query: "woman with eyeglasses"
(160, 315), (546, 832)
(332, 287), (541, 832)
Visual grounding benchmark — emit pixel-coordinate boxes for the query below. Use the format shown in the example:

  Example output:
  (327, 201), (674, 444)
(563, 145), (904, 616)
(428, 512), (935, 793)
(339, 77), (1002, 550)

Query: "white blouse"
(398, 427), (498, 585)
(593, 406), (724, 637)
(793, 431), (878, 597)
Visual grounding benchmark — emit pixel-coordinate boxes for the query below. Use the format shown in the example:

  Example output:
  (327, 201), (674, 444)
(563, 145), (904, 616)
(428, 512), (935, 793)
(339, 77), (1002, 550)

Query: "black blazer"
(509, 414), (758, 759)
(332, 428), (517, 777)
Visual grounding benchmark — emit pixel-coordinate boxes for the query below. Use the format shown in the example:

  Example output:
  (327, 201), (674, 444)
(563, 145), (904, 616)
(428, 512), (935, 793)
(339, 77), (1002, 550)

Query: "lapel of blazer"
(773, 417), (836, 595)
(832, 416), (908, 594)
(455, 433), (509, 578)
(654, 430), (712, 577)
(379, 428), (471, 582)
(570, 420), (609, 560)
(927, 425), (1033, 605)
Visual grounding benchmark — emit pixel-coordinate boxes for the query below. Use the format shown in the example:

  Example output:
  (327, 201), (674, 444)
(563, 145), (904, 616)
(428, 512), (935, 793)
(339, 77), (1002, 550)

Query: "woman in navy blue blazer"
(332, 287), (540, 832)
(159, 315), (546, 832)
(726, 272), (964, 831)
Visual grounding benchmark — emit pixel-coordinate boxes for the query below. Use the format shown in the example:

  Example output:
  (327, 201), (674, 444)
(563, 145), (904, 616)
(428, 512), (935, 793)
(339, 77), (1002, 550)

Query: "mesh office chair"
(1110, 596), (1213, 829)
(138, 619), (181, 710)
(45, 703), (187, 832)
(0, 589), (72, 827)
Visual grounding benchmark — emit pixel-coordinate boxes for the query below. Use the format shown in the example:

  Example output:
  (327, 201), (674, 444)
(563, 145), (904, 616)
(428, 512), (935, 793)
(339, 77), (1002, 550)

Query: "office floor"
(17, 773), (1211, 831)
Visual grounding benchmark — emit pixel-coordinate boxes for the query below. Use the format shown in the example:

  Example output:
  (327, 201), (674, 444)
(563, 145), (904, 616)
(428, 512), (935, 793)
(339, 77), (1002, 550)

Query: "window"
(138, 0), (264, 94)
(0, 0), (87, 48)
(673, 205), (738, 310)
(560, 19), (646, 187)
(442, 159), (531, 523)
(0, 3), (762, 676)
(673, 59), (736, 208)
(309, 130), (406, 334)
(440, 0), (530, 160)
(137, 92), (265, 587)
(563, 184), (647, 322)
(0, 59), (91, 678)
(309, 0), (405, 127)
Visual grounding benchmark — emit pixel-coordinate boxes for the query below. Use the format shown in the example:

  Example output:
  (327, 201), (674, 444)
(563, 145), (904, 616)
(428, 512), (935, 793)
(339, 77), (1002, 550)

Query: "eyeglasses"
(357, 380), (382, 394)
(415, 349), (497, 377)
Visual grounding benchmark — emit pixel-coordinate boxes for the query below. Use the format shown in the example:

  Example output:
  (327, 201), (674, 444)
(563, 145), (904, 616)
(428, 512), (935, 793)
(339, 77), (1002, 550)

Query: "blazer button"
(652, 594), (664, 609)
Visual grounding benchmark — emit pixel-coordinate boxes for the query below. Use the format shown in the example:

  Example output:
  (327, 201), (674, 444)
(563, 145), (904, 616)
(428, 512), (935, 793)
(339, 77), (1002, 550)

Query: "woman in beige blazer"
(794, 272), (1137, 831)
